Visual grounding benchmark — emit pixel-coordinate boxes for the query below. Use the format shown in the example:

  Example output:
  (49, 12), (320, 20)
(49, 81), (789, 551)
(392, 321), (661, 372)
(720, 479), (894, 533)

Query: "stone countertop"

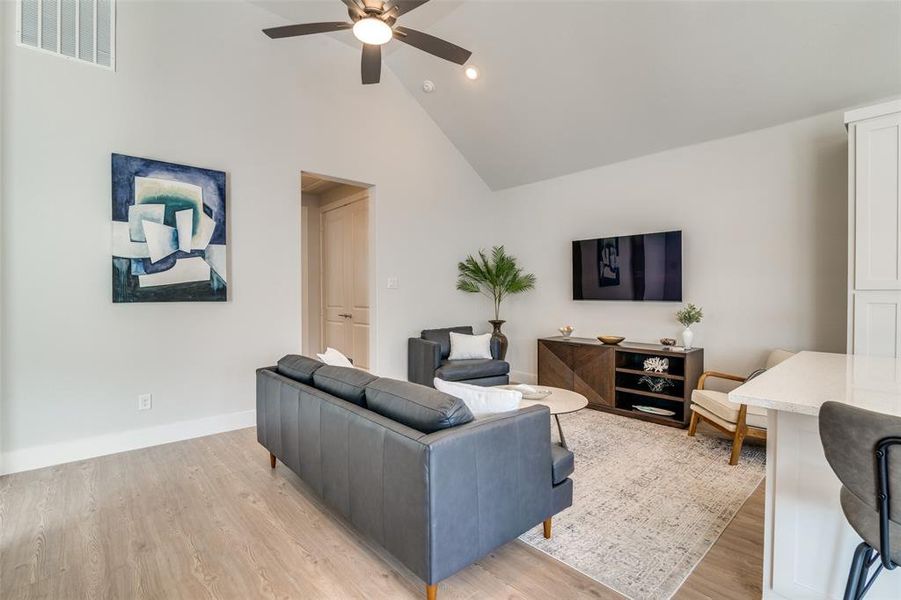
(729, 351), (901, 417)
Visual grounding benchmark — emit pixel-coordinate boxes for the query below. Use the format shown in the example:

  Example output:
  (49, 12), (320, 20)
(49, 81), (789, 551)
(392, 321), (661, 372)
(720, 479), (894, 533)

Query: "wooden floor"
(0, 426), (764, 599)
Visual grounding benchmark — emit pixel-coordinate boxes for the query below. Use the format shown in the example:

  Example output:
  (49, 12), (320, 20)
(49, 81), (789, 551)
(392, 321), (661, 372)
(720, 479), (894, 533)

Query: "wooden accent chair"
(688, 349), (795, 465)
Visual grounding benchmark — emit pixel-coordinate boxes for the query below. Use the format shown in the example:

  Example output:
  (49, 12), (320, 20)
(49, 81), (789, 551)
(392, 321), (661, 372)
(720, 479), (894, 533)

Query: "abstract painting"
(597, 237), (620, 287)
(111, 154), (227, 302)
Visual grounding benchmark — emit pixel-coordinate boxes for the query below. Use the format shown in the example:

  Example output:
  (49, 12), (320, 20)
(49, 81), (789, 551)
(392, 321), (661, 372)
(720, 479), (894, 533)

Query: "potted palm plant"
(456, 246), (536, 360)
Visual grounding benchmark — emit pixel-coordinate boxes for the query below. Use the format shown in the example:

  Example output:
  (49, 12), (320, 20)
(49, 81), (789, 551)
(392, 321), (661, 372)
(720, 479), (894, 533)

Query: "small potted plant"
(457, 246), (536, 360)
(675, 303), (703, 350)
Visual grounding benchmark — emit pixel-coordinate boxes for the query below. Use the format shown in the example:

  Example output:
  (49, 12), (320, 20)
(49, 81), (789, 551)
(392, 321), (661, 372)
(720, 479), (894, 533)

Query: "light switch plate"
(387, 277), (398, 289)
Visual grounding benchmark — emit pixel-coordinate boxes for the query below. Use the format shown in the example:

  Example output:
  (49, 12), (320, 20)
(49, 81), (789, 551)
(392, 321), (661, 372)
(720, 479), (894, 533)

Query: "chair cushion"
(277, 355), (324, 385)
(448, 332), (493, 360)
(435, 359), (510, 382)
(312, 366), (378, 407)
(691, 388), (767, 429)
(551, 444), (574, 485)
(364, 377), (474, 433)
(690, 404), (738, 432)
(421, 326), (473, 360)
(766, 349), (796, 369)
(840, 486), (901, 564)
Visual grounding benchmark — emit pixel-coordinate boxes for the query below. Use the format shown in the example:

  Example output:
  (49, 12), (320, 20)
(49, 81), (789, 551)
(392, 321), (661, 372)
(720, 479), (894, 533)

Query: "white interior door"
(321, 196), (370, 368)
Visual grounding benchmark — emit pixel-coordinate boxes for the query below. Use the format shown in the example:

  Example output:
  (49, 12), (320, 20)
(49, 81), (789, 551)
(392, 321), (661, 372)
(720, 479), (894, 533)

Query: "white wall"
(488, 111), (848, 382)
(0, 0), (492, 473)
(0, 1), (854, 474)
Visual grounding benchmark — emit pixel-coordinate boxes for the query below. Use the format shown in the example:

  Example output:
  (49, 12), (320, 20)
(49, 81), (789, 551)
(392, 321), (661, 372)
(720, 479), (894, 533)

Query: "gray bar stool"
(819, 401), (901, 599)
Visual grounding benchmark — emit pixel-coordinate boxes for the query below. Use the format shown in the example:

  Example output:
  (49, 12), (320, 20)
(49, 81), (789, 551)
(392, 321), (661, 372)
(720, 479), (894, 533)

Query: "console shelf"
(537, 337), (704, 428)
(614, 367), (685, 381)
(614, 386), (683, 402)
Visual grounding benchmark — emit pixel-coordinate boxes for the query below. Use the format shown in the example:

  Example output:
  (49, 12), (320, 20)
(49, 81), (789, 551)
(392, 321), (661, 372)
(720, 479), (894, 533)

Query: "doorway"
(301, 172), (373, 370)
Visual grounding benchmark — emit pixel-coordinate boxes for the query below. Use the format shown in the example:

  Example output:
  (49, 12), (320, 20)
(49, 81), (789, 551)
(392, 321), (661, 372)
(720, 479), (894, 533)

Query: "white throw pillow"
(448, 332), (493, 360)
(317, 347), (354, 368)
(434, 378), (522, 417)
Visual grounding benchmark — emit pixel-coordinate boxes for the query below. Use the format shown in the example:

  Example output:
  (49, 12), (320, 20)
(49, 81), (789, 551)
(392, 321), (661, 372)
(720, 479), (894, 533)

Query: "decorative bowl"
(660, 338), (677, 347)
(559, 325), (574, 337)
(597, 335), (625, 345)
(634, 405), (676, 417)
(497, 384), (553, 400)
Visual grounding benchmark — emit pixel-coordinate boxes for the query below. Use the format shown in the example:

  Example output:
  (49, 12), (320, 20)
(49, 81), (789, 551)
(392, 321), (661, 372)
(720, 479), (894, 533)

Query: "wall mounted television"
(572, 230), (682, 301)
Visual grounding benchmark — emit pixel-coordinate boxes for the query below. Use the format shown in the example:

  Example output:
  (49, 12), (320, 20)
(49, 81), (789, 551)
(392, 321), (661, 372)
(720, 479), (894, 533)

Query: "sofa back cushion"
(421, 326), (473, 360)
(313, 366), (378, 407)
(365, 377), (474, 433)
(277, 354), (324, 385)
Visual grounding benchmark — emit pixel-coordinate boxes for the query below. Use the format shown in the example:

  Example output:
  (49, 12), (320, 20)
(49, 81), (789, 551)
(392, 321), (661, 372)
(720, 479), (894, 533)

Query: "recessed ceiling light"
(352, 18), (393, 46)
(422, 80), (436, 93)
(464, 65), (479, 80)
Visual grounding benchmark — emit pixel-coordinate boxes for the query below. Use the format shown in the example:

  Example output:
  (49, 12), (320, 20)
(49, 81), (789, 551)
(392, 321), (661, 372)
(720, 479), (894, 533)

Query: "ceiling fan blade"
(393, 26), (471, 65)
(361, 44), (382, 85)
(385, 0), (430, 17)
(263, 22), (352, 39)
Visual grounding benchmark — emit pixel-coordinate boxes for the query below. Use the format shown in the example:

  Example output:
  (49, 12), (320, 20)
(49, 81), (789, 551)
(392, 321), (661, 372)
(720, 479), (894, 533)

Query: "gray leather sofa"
(257, 355), (573, 600)
(408, 326), (510, 387)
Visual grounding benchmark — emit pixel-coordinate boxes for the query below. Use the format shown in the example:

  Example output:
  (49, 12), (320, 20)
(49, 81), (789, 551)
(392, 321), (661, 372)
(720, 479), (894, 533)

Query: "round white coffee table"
(499, 385), (589, 449)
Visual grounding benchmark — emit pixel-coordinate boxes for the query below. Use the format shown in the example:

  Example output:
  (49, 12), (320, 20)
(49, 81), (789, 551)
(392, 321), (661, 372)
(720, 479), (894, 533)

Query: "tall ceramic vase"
(682, 327), (694, 350)
(489, 319), (508, 360)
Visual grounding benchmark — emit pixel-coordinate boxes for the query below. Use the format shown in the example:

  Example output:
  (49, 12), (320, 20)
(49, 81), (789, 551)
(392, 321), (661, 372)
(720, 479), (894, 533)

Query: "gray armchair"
(408, 326), (510, 388)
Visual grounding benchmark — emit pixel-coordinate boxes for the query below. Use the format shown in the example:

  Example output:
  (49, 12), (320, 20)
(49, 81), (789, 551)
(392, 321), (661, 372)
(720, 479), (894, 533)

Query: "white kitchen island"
(729, 351), (901, 599)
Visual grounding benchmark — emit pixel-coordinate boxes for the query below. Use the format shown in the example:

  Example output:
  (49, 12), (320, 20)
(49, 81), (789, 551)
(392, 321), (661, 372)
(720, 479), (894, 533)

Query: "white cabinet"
(854, 114), (901, 289)
(853, 291), (901, 357)
(848, 101), (901, 356)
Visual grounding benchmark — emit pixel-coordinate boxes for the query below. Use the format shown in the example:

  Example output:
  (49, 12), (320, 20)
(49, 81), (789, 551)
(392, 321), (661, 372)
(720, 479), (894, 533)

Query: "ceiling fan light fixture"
(464, 65), (479, 80)
(353, 18), (393, 45)
(262, 0), (472, 85)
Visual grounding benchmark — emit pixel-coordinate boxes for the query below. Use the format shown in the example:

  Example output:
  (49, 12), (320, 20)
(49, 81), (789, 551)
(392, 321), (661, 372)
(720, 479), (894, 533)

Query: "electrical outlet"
(138, 393), (152, 411)
(387, 277), (398, 289)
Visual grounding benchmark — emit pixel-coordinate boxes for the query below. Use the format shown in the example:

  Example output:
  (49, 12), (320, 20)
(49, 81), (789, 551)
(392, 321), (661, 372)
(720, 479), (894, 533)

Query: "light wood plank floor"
(1, 426), (764, 599)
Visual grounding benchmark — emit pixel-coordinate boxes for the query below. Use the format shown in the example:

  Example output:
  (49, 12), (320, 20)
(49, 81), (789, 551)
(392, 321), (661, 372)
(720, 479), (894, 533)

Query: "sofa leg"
(426, 583), (437, 600)
(270, 452), (277, 469)
(543, 518), (552, 539)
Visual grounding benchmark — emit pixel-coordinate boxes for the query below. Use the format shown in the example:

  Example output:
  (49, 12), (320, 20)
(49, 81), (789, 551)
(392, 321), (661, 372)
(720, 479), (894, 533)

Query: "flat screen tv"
(572, 230), (682, 301)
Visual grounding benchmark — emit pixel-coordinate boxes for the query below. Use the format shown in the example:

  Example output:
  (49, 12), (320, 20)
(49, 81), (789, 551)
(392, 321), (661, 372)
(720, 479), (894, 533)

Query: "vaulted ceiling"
(256, 1), (901, 190)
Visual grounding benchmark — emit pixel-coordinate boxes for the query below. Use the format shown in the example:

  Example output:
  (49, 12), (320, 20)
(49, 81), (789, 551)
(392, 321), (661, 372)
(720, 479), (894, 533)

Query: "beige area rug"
(520, 409), (765, 600)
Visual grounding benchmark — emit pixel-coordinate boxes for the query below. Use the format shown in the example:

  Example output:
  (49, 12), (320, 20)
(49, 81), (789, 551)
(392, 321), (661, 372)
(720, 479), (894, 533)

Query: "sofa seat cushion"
(691, 388), (767, 429)
(551, 444), (574, 485)
(277, 354), (324, 385)
(313, 365), (378, 407)
(435, 359), (510, 382)
(365, 378), (474, 433)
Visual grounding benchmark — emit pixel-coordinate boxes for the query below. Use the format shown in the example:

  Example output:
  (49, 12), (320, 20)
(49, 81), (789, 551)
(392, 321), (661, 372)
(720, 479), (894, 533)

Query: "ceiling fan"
(263, 0), (472, 85)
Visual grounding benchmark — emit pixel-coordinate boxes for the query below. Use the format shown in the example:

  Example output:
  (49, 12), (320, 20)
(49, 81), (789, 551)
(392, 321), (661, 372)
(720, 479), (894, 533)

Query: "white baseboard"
(510, 370), (537, 385)
(1, 409), (256, 476)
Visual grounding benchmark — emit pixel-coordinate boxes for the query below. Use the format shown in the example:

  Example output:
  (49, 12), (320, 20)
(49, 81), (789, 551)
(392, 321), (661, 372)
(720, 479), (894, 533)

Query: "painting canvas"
(111, 154), (227, 302)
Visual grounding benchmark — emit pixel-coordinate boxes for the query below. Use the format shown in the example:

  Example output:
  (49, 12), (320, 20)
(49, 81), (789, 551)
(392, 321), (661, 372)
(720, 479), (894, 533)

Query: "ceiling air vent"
(17, 0), (115, 69)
